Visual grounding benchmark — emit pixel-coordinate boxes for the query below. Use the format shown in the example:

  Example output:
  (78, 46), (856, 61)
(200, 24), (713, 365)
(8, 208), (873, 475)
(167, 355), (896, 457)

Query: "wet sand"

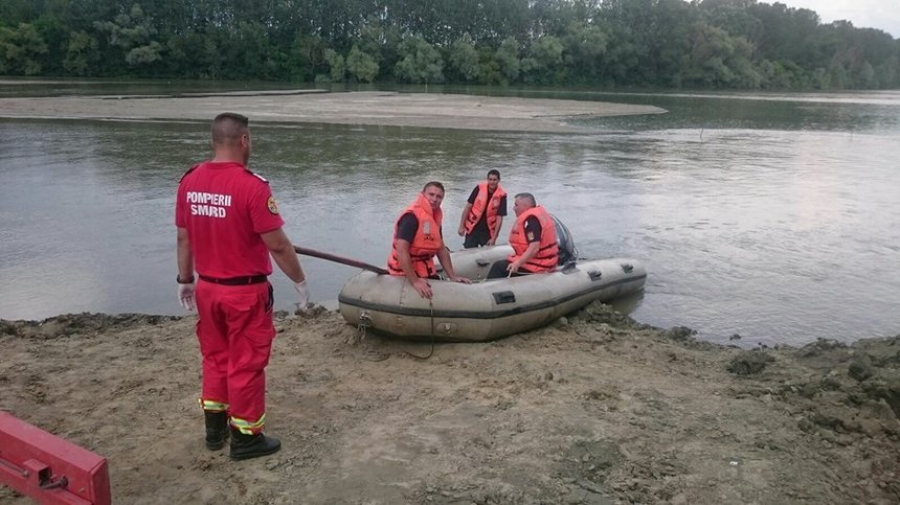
(0, 90), (665, 132)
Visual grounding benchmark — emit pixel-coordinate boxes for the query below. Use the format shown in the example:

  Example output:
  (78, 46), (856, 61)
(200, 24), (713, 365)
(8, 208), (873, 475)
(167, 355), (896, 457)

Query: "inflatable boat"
(338, 245), (647, 342)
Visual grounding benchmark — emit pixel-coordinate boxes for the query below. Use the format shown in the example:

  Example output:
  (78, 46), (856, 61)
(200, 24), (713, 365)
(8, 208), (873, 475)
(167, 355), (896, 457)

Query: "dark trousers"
(486, 259), (534, 279)
(463, 227), (491, 249)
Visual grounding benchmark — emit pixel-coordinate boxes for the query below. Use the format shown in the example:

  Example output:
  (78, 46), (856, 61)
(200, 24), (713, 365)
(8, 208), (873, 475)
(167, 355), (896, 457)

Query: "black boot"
(229, 426), (281, 461)
(204, 411), (229, 450)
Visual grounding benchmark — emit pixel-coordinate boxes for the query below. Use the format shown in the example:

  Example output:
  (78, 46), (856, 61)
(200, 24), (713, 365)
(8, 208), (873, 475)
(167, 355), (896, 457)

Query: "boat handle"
(620, 263), (634, 274)
(588, 270), (602, 281)
(492, 291), (516, 304)
(476, 259), (491, 267)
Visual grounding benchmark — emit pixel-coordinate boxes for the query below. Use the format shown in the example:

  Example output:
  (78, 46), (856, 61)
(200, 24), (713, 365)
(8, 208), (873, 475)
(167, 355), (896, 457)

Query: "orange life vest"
(508, 206), (558, 273)
(387, 193), (444, 278)
(464, 182), (506, 238)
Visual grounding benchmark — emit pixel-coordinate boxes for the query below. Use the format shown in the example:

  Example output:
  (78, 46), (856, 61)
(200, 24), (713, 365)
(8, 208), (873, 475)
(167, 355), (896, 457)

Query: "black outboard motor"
(551, 214), (577, 268)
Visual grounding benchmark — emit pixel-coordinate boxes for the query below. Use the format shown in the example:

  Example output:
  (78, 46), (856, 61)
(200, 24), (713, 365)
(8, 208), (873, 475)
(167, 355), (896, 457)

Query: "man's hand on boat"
(412, 278), (434, 299)
(507, 259), (524, 276)
(412, 276), (472, 299)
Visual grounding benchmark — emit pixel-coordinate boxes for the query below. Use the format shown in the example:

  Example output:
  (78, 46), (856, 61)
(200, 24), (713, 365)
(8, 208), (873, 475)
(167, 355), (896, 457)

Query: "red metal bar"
(0, 411), (110, 505)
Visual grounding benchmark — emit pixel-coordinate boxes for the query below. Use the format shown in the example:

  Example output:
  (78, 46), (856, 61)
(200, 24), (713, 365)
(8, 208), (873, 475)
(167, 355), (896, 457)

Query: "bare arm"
(261, 228), (305, 283)
(177, 227), (194, 280)
(457, 203), (473, 236)
(395, 239), (418, 284)
(437, 246), (470, 283)
(508, 241), (540, 274)
(488, 216), (503, 245)
(396, 239), (433, 298)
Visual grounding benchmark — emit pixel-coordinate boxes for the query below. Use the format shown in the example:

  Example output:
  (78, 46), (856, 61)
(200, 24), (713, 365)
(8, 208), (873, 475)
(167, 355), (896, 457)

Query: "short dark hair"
(515, 192), (536, 206)
(212, 112), (249, 145)
(423, 181), (445, 193)
(487, 169), (501, 180)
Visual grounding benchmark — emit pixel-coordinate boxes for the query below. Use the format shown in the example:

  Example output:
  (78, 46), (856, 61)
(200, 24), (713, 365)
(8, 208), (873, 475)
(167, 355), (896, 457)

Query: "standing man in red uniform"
(457, 170), (507, 248)
(486, 192), (559, 279)
(388, 182), (470, 299)
(175, 112), (309, 461)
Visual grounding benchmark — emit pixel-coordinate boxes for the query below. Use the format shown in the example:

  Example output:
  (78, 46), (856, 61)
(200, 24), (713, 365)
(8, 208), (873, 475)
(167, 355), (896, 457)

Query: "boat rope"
(403, 296), (435, 360)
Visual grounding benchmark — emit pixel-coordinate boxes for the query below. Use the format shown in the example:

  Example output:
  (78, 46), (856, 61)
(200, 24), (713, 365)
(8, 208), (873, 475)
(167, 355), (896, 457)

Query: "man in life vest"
(388, 182), (470, 298)
(457, 169), (507, 248)
(486, 193), (559, 279)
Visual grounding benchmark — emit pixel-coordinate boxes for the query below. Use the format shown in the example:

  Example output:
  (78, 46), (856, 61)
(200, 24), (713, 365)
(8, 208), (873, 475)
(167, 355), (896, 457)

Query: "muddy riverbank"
(1, 303), (898, 504)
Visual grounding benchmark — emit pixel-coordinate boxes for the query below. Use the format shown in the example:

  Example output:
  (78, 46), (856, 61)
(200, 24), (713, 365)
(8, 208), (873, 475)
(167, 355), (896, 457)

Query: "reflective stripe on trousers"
(195, 280), (275, 434)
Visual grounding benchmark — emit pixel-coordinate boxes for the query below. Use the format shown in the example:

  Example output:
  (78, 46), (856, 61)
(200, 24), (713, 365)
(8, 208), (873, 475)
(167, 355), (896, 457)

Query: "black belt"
(199, 274), (267, 285)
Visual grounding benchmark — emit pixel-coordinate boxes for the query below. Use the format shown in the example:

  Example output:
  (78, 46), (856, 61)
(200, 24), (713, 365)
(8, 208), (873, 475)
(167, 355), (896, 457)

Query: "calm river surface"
(1, 84), (898, 346)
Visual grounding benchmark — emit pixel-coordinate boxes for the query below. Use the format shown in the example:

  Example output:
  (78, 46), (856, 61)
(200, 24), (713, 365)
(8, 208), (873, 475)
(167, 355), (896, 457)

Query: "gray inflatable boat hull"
(338, 246), (646, 342)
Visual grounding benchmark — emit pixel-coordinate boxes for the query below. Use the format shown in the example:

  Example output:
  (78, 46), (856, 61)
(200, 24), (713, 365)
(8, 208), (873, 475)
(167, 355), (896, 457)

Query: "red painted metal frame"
(0, 411), (110, 505)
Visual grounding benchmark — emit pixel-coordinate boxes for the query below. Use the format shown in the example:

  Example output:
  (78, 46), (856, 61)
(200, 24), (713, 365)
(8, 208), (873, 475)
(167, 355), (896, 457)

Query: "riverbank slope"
(1, 303), (898, 504)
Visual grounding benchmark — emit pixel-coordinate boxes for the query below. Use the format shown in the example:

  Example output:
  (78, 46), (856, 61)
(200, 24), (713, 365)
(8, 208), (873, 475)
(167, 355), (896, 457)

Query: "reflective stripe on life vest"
(508, 206), (558, 272)
(387, 193), (444, 278)
(464, 181), (506, 238)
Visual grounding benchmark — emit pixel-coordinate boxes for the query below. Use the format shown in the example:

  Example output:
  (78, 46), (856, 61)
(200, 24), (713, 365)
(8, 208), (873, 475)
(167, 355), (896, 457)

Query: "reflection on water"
(1, 89), (899, 347)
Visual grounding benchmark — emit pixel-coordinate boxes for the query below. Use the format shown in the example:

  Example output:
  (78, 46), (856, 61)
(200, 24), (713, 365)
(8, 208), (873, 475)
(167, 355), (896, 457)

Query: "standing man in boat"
(486, 193), (559, 279)
(388, 182), (470, 299)
(457, 169), (507, 248)
(175, 112), (309, 461)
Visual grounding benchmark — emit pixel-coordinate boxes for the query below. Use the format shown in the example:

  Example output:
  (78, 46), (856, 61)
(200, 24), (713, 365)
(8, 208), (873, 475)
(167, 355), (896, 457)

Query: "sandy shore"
(1, 304), (898, 504)
(0, 90), (665, 132)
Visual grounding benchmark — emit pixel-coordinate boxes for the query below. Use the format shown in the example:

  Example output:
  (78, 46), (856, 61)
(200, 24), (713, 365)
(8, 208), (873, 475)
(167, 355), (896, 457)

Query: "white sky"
(773, 1), (900, 38)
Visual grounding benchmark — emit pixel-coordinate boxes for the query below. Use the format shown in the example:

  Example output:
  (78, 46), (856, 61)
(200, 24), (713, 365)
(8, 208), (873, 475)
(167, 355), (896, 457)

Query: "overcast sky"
(772, 1), (900, 38)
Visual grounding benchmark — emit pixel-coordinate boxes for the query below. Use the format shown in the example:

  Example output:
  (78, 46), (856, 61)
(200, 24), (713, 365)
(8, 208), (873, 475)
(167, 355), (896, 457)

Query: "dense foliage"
(1, 0), (897, 89)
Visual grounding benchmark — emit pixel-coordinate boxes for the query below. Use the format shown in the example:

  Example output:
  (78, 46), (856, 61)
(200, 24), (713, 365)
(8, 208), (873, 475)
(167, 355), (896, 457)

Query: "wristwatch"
(177, 274), (195, 284)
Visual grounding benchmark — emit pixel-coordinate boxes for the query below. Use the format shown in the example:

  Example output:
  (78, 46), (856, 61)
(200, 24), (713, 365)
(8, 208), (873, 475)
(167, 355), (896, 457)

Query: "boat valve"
(355, 312), (372, 342)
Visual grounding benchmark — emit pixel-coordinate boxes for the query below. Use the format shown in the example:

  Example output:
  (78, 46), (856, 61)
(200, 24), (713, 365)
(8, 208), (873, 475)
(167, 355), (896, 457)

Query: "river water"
(1, 84), (898, 346)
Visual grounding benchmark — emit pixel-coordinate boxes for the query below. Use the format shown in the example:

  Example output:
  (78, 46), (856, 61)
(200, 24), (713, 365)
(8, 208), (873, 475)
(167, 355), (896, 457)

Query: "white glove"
(178, 282), (196, 311)
(294, 280), (310, 311)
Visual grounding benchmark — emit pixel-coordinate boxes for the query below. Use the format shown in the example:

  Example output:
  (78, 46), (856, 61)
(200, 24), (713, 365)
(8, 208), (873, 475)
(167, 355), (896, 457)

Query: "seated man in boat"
(387, 181), (470, 299)
(486, 193), (559, 278)
(456, 169), (507, 248)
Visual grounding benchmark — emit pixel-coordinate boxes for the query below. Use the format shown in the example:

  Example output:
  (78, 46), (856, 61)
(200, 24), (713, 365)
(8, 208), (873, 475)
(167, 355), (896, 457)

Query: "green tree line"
(1, 0), (898, 90)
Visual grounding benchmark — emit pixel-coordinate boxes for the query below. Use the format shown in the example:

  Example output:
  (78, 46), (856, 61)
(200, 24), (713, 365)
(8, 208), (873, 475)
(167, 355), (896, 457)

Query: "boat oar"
(294, 246), (388, 275)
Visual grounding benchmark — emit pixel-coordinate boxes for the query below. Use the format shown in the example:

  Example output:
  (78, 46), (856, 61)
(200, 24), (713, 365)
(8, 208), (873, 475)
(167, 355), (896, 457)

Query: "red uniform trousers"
(195, 279), (275, 435)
